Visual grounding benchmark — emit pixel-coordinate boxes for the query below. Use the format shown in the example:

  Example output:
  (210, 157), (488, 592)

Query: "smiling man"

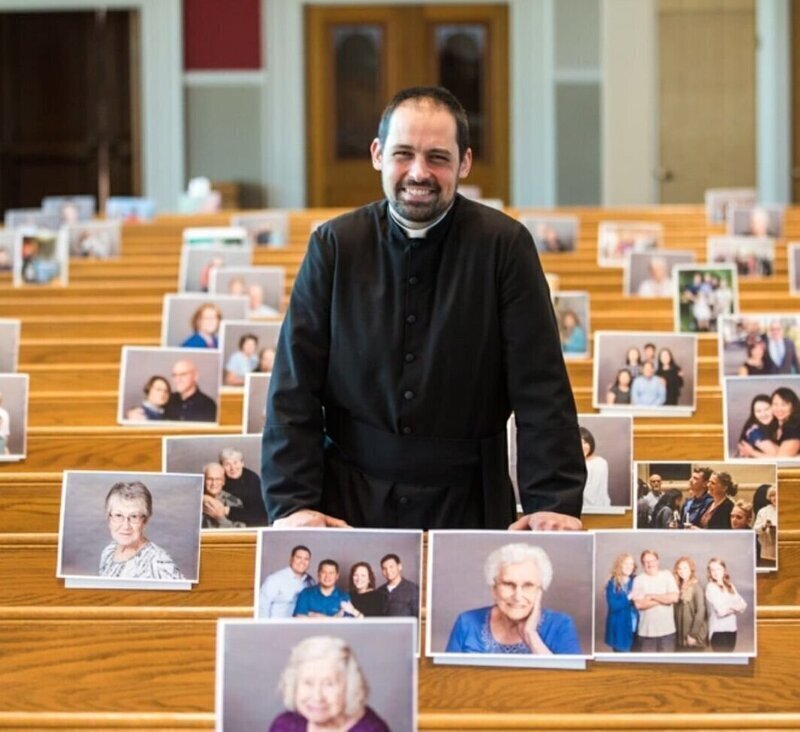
(262, 86), (585, 531)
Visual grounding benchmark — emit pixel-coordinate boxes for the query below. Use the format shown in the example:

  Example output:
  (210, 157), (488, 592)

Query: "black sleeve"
(261, 231), (333, 521)
(499, 226), (586, 518)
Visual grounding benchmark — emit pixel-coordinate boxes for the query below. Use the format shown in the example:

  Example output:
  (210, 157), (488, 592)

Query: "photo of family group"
(593, 332), (696, 414)
(718, 315), (800, 379)
(255, 529), (423, 627)
(634, 462), (777, 570)
(105, 196), (156, 222)
(707, 237), (774, 277)
(0, 373), (28, 461)
(57, 470), (203, 590)
(704, 187), (756, 224)
(162, 434), (267, 529)
(624, 250), (694, 298)
(178, 245), (252, 293)
(161, 294), (249, 349)
(518, 214), (579, 253)
(594, 531), (755, 659)
(13, 228), (68, 287)
(426, 532), (594, 663)
(217, 619), (416, 732)
(577, 414), (632, 514)
(596, 221), (662, 268)
(208, 266), (284, 318)
(674, 265), (738, 333)
(724, 376), (800, 463)
(118, 346), (221, 425)
(42, 195), (96, 223)
(230, 211), (289, 247)
(552, 291), (590, 358)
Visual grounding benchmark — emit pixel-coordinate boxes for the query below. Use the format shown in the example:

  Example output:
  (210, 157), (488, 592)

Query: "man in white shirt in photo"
(258, 544), (315, 617)
(631, 549), (679, 652)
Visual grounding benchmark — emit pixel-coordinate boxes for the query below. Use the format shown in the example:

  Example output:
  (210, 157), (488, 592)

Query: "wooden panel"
(658, 0), (756, 202)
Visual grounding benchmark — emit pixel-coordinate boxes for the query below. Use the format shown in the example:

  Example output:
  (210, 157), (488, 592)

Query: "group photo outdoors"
(2, 6), (799, 726)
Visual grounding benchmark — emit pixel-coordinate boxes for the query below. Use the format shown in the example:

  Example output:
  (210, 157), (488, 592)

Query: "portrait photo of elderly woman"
(269, 635), (389, 732)
(99, 481), (186, 580)
(444, 542), (580, 655)
(58, 470), (203, 589)
(218, 620), (415, 731)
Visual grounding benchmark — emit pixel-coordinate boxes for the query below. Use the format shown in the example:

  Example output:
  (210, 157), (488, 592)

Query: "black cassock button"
(406, 314), (417, 324)
(403, 390), (415, 400)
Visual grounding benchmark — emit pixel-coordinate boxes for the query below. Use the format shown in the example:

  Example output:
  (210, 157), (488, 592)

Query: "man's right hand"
(273, 509), (350, 528)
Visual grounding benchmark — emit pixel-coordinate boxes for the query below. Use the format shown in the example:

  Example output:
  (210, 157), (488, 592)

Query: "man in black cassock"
(261, 86), (585, 531)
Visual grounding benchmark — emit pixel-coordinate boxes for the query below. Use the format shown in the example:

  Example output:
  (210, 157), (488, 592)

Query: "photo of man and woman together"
(599, 535), (754, 656)
(256, 531), (422, 622)
(720, 316), (800, 378)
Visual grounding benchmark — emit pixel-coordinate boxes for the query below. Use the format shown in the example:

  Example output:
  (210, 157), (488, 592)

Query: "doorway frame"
(0, 0), (183, 211)
(262, 0), (554, 207)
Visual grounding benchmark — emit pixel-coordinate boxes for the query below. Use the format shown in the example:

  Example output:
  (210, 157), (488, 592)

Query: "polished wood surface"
(2, 205), (800, 730)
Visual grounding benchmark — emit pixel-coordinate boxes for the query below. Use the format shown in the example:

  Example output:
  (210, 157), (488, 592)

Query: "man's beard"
(390, 181), (452, 224)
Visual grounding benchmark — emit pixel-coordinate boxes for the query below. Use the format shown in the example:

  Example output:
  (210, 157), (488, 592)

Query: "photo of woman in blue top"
(445, 543), (581, 655)
(604, 552), (638, 652)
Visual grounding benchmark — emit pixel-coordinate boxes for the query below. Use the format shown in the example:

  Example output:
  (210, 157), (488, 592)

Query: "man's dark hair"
(376, 86), (470, 161)
(380, 553), (401, 566)
(693, 466), (712, 482)
(290, 545), (310, 558)
(319, 558), (339, 573)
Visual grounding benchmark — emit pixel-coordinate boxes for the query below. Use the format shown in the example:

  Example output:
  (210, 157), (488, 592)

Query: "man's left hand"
(508, 511), (583, 531)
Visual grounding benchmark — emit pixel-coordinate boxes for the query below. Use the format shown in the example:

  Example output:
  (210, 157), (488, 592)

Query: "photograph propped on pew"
(41, 194), (96, 224)
(0, 318), (21, 372)
(3, 208), (60, 231)
(518, 213), (579, 254)
(59, 219), (122, 259)
(255, 529), (423, 636)
(723, 376), (800, 466)
(577, 413), (632, 515)
(217, 618), (417, 732)
(592, 331), (697, 416)
(594, 530), (756, 663)
(0, 373), (28, 462)
(57, 470), (203, 591)
(726, 204), (784, 238)
(162, 433), (267, 530)
(707, 236), (774, 278)
(219, 320), (279, 389)
(161, 293), (249, 349)
(12, 227), (68, 287)
(426, 531), (594, 667)
(178, 244), (253, 293)
(0, 229), (14, 271)
(624, 249), (695, 298)
(673, 264), (738, 334)
(243, 373), (271, 435)
(596, 221), (662, 268)
(231, 210), (289, 247)
(704, 187), (756, 224)
(118, 346), (221, 426)
(633, 462), (777, 572)
(105, 196), (156, 222)
(209, 265), (285, 319)
(552, 291), (590, 359)
(718, 314), (800, 380)
(183, 226), (248, 248)
(787, 243), (800, 295)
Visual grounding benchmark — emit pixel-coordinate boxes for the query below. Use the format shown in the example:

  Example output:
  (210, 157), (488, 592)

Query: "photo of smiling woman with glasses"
(99, 481), (186, 580)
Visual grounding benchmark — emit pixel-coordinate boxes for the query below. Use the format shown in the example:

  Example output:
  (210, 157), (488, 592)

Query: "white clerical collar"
(388, 202), (453, 239)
